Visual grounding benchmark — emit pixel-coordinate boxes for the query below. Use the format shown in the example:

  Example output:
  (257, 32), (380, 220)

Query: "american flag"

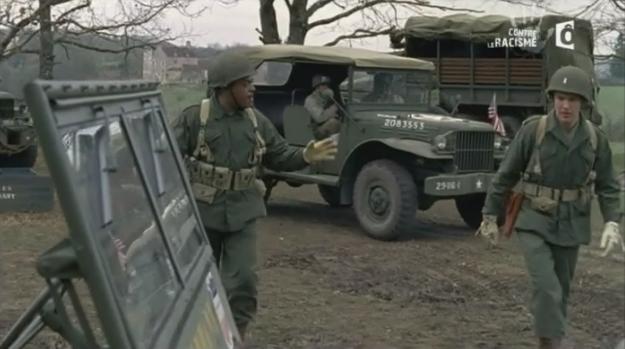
(488, 93), (506, 137)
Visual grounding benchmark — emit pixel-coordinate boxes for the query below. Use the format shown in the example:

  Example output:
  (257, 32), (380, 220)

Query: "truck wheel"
(501, 116), (521, 139)
(454, 193), (485, 230)
(353, 159), (417, 241)
(318, 184), (349, 207)
(0, 144), (38, 168)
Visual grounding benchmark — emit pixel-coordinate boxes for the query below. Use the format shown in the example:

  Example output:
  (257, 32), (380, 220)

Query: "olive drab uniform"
(173, 98), (308, 335)
(482, 111), (622, 339)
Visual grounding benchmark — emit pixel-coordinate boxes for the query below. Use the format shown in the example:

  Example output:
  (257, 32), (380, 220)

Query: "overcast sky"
(155, 0), (620, 53)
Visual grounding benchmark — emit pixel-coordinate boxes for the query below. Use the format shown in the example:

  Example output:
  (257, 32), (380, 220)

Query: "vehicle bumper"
(423, 172), (494, 197)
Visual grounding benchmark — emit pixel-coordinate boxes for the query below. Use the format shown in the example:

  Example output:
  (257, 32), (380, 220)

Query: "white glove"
(303, 137), (338, 163)
(600, 221), (625, 257)
(475, 214), (499, 247)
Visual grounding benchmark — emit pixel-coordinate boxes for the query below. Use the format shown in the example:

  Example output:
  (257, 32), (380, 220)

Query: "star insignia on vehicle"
(476, 179), (483, 189)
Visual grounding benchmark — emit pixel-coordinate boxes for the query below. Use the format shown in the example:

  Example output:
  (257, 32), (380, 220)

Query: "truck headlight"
(493, 135), (508, 150)
(434, 135), (447, 150)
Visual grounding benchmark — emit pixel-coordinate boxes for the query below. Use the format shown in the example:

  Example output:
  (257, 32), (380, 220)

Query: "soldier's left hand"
(600, 221), (625, 257)
(303, 137), (338, 163)
(475, 214), (500, 247)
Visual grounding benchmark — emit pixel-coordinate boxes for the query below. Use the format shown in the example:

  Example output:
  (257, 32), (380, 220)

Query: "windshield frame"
(23, 81), (235, 349)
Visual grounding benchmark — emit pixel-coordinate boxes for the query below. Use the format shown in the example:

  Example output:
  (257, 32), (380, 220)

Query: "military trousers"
(205, 221), (258, 337)
(312, 117), (341, 140)
(517, 230), (580, 339)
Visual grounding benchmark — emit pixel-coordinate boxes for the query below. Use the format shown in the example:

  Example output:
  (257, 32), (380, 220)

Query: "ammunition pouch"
(191, 182), (218, 204)
(186, 158), (257, 193)
(522, 182), (592, 215)
(522, 183), (589, 202)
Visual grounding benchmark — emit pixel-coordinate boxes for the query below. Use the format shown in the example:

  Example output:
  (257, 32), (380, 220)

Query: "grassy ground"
(160, 83), (205, 121)
(598, 85), (625, 119)
(598, 85), (625, 143)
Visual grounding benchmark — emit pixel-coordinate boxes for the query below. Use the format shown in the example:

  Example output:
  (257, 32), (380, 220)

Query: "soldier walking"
(477, 66), (624, 349)
(173, 50), (337, 341)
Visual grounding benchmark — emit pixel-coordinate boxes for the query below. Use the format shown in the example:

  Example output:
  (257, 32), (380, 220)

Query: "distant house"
(143, 41), (202, 83)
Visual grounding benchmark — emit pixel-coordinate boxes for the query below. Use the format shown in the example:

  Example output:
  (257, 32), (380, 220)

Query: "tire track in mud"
(260, 185), (624, 348)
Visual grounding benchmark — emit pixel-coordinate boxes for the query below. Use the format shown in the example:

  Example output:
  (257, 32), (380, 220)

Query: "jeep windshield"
(62, 112), (204, 346)
(347, 69), (434, 107)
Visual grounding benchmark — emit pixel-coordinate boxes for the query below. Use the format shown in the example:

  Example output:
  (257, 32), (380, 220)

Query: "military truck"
(389, 14), (600, 135)
(0, 90), (38, 167)
(0, 90), (53, 213)
(0, 80), (240, 349)
(236, 44), (507, 240)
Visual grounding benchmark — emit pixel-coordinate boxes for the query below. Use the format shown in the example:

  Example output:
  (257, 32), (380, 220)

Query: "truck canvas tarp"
(396, 14), (594, 77)
(389, 14), (600, 133)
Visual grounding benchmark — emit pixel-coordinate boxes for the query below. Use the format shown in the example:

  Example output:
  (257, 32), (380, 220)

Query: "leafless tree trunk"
(38, 0), (61, 78)
(259, 0), (282, 43)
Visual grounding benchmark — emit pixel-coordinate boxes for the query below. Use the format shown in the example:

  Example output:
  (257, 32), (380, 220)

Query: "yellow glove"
(475, 214), (499, 247)
(600, 221), (624, 257)
(303, 137), (338, 163)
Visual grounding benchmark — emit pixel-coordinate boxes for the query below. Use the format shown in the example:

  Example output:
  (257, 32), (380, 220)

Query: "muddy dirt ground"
(1, 179), (624, 349)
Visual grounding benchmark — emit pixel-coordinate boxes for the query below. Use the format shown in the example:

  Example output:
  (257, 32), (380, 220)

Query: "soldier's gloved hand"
(600, 221), (625, 257)
(303, 137), (338, 163)
(475, 214), (499, 247)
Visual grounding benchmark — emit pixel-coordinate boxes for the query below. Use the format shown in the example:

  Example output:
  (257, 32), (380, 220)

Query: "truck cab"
(237, 44), (507, 240)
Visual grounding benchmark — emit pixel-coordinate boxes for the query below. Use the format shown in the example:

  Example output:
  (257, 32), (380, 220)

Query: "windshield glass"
(61, 118), (181, 347)
(252, 61), (292, 86)
(124, 107), (203, 278)
(347, 69), (433, 106)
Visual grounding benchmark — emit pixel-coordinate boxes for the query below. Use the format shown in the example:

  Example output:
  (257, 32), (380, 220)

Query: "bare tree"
(1, 0), (205, 77)
(256, 0), (482, 46)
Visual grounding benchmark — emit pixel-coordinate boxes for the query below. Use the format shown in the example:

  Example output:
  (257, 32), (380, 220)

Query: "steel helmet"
(207, 51), (256, 89)
(311, 75), (332, 89)
(546, 65), (593, 103)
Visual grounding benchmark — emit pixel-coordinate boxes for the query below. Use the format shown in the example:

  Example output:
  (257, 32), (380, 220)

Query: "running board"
(263, 169), (339, 186)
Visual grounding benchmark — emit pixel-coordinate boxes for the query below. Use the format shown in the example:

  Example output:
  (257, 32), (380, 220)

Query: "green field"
(598, 85), (625, 118)
(160, 83), (205, 121)
(597, 85), (625, 143)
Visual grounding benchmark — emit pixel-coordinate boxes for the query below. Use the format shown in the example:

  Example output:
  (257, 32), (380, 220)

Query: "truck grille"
(454, 131), (495, 172)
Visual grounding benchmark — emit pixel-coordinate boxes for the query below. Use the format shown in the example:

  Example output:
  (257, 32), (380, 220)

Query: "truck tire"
(0, 144), (38, 168)
(318, 184), (349, 207)
(501, 116), (521, 139)
(454, 193), (485, 230)
(353, 159), (417, 241)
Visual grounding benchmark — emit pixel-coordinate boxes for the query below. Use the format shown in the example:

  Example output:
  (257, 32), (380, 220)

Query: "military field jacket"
(483, 112), (622, 246)
(173, 98), (308, 231)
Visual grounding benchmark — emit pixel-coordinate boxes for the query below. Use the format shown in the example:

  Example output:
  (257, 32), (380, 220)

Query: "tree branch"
(307, 0), (479, 30)
(324, 27), (394, 46)
(306, 0), (334, 17)
(56, 38), (164, 53)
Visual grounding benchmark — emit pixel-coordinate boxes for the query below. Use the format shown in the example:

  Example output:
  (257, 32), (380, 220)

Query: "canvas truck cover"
(233, 44), (435, 71)
(396, 14), (596, 84)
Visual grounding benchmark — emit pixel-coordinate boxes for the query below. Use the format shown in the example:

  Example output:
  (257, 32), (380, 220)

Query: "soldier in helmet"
(304, 74), (341, 140)
(173, 50), (338, 340)
(476, 65), (623, 349)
